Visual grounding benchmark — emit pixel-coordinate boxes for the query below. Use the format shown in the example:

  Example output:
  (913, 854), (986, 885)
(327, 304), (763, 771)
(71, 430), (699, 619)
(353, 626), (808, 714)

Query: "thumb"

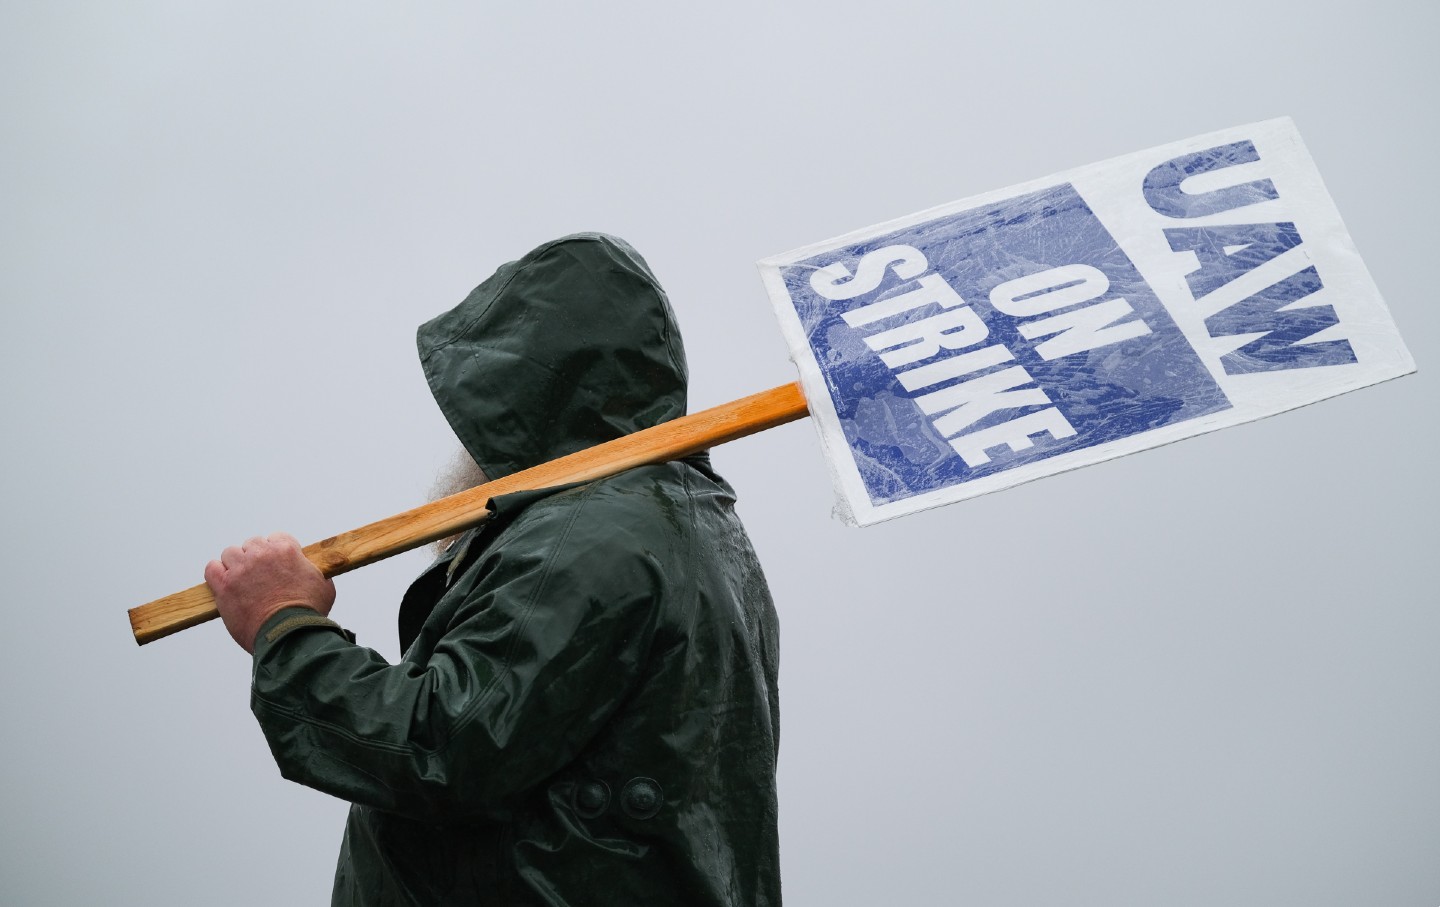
(203, 560), (226, 591)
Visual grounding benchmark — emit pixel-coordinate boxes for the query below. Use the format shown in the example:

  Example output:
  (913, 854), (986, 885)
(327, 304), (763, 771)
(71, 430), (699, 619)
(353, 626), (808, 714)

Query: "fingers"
(204, 559), (225, 588)
(219, 532), (299, 571)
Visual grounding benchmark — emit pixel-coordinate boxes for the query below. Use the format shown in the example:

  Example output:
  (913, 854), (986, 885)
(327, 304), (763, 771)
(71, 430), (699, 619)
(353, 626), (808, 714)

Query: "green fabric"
(250, 234), (782, 906)
(416, 232), (688, 482)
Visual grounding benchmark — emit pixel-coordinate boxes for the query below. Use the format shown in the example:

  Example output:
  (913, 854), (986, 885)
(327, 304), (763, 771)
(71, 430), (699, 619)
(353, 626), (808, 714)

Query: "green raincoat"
(249, 234), (782, 906)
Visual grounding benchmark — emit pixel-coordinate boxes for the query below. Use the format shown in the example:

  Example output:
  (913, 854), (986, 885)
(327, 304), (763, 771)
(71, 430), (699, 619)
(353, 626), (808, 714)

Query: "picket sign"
(761, 117), (1413, 525)
(130, 117), (1413, 643)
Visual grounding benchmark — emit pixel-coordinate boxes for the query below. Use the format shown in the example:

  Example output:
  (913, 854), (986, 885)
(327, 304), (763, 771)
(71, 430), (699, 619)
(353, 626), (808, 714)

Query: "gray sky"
(2, 3), (1436, 905)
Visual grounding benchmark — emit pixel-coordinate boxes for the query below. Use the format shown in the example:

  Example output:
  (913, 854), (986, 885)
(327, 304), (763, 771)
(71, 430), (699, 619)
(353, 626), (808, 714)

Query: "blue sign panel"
(778, 183), (1230, 507)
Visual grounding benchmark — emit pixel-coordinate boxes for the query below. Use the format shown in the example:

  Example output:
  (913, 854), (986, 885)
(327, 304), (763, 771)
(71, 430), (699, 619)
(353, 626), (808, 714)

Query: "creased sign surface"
(759, 118), (1414, 526)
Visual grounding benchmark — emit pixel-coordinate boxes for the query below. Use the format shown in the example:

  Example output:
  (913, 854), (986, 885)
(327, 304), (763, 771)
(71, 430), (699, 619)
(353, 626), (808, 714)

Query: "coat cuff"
(253, 606), (355, 657)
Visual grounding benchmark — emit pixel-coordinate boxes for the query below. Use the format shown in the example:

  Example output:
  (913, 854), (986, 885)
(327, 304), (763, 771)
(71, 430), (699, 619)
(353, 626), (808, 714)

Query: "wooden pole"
(128, 382), (810, 645)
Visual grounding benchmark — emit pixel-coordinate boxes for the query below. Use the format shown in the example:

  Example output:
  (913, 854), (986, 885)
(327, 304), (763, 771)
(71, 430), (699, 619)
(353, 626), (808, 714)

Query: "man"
(205, 234), (783, 905)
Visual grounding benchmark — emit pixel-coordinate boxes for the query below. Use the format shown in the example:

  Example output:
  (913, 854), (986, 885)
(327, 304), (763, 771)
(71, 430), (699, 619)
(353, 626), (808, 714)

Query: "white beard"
(429, 447), (488, 555)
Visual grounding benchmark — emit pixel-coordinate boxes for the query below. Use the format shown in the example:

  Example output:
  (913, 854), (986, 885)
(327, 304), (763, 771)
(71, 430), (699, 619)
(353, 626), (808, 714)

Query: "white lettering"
(949, 408), (1078, 467)
(842, 273), (966, 328)
(865, 305), (989, 369)
(990, 264), (1110, 316)
(810, 244), (928, 301)
(1020, 297), (1153, 360)
(916, 366), (1052, 435)
(897, 344), (1013, 392)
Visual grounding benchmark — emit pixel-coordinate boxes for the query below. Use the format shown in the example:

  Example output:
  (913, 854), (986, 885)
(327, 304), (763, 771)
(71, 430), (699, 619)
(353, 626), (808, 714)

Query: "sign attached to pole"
(131, 117), (1418, 643)
(759, 117), (1415, 526)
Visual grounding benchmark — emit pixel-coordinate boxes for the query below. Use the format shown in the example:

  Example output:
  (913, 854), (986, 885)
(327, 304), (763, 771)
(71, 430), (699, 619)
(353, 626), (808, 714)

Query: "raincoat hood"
(417, 233), (688, 480)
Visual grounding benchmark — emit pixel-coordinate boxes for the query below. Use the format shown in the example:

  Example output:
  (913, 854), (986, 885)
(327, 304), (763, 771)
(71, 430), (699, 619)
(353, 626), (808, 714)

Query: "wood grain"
(129, 382), (810, 645)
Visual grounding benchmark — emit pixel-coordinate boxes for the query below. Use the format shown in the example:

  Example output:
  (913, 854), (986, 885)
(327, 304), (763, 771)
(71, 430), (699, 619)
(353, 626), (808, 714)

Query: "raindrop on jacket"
(249, 233), (783, 906)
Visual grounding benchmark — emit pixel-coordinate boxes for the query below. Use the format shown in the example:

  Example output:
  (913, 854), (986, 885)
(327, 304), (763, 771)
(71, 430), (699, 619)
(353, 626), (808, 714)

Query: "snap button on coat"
(574, 780), (610, 818)
(621, 777), (663, 820)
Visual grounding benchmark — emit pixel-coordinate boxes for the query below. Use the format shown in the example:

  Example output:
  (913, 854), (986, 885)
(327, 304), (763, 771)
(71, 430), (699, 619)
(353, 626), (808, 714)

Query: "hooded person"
(206, 233), (783, 906)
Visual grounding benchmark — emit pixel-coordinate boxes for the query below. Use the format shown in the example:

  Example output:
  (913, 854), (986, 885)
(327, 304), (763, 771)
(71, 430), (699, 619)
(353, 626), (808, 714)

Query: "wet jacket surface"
(249, 234), (782, 906)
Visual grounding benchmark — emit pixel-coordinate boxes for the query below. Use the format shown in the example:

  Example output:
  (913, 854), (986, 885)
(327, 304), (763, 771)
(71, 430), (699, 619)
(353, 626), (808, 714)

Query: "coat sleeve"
(248, 494), (665, 822)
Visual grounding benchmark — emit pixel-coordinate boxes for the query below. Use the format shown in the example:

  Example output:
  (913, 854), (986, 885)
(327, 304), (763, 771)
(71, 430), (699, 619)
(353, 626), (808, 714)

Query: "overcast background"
(2, 3), (1436, 905)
